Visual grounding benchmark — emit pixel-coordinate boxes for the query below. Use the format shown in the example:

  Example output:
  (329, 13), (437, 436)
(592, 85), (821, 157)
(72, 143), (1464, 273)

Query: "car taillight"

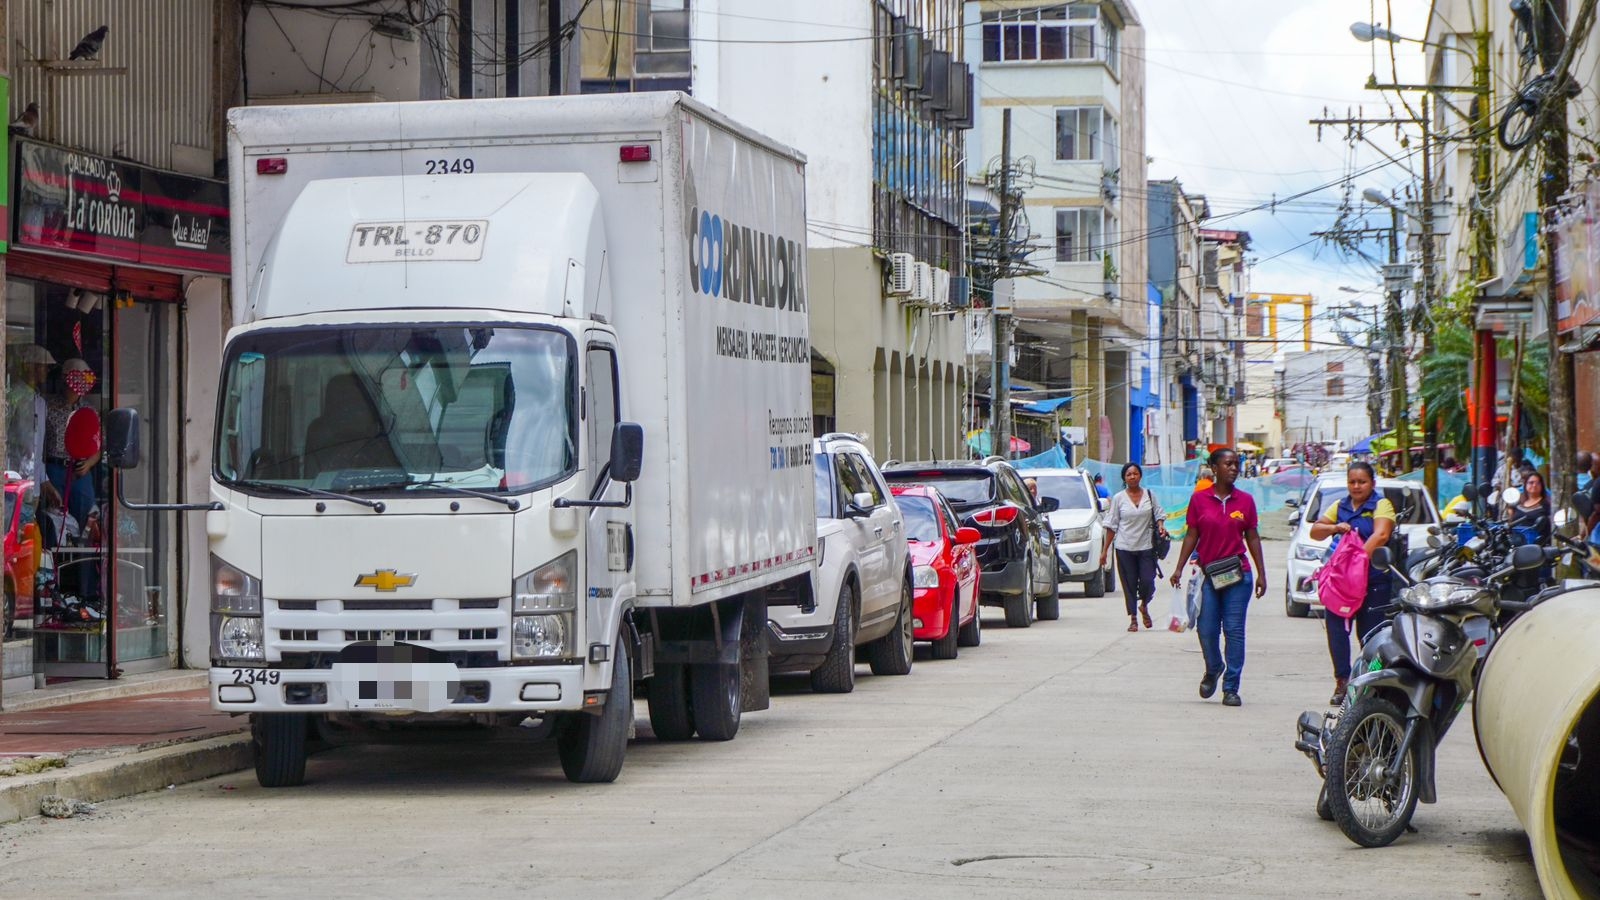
(972, 506), (1019, 527)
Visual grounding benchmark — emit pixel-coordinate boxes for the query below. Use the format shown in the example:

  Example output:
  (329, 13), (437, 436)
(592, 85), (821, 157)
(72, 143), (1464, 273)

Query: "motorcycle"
(1295, 540), (1549, 847)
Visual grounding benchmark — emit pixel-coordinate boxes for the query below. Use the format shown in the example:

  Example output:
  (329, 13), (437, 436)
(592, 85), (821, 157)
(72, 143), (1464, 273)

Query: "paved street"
(0, 541), (1539, 898)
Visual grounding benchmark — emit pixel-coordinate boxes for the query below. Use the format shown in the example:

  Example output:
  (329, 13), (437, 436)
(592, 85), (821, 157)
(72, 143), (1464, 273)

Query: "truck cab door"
(584, 342), (631, 655)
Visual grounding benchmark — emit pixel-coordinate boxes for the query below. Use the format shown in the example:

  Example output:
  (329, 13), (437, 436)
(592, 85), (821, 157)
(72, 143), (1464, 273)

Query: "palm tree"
(1418, 325), (1549, 456)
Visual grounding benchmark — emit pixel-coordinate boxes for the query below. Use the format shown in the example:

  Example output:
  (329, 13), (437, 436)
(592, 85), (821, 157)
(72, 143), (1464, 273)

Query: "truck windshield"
(214, 324), (576, 495)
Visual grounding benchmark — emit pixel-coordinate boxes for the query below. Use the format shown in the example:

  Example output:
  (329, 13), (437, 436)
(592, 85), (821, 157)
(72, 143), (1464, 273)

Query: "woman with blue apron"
(1308, 462), (1396, 706)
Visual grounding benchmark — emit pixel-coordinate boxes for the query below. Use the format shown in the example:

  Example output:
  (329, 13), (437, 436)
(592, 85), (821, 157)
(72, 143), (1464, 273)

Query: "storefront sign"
(1554, 179), (1600, 335)
(13, 139), (227, 274)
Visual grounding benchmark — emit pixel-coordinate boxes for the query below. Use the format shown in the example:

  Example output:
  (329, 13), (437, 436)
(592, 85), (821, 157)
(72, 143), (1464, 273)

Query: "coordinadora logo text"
(688, 206), (807, 313)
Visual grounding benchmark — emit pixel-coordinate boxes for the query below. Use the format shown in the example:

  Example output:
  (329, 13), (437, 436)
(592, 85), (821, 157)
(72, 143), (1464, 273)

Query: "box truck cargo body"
(107, 93), (816, 785)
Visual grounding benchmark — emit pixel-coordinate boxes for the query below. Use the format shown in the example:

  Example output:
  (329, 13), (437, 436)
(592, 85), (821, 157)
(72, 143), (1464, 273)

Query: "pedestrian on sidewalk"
(1308, 461), (1395, 706)
(1168, 448), (1267, 707)
(1101, 462), (1166, 632)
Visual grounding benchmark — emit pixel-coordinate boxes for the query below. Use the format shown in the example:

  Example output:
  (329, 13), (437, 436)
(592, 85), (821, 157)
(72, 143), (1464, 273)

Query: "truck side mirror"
(105, 407), (142, 470)
(610, 423), (644, 483)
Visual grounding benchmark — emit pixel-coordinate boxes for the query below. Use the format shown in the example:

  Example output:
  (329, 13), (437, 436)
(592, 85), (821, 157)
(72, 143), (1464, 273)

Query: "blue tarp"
(1018, 396), (1073, 415)
(1351, 433), (1383, 454)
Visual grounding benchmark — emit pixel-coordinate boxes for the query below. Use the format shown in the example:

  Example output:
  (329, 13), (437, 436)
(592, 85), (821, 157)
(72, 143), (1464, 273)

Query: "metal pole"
(1542, 0), (1577, 505)
(457, 0), (474, 98)
(1385, 209), (1410, 472)
(505, 0), (520, 97)
(994, 109), (1014, 460)
(1420, 95), (1438, 496)
(548, 0), (564, 95)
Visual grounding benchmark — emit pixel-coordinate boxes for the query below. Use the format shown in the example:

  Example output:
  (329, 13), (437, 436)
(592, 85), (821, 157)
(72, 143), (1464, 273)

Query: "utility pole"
(993, 109), (1015, 460)
(1418, 95), (1437, 493)
(1541, 0), (1577, 505)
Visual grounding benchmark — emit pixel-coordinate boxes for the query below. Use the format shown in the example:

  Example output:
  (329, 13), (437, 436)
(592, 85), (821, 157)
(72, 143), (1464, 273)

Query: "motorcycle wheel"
(1325, 696), (1420, 847)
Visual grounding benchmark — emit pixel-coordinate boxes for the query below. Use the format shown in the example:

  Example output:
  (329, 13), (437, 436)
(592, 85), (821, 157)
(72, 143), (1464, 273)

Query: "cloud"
(1136, 0), (1429, 327)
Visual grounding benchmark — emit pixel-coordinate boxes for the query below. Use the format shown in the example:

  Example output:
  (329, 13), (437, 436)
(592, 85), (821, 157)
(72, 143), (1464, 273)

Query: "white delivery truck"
(105, 93), (817, 786)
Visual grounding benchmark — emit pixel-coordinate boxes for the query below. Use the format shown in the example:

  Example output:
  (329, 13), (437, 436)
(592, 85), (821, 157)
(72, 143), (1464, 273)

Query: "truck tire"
(930, 592), (959, 660)
(690, 661), (741, 741)
(1036, 594), (1061, 621)
(558, 644), (631, 783)
(957, 600), (982, 647)
(809, 582), (856, 693)
(868, 580), (914, 676)
(251, 713), (308, 788)
(647, 662), (695, 740)
(1005, 562), (1034, 628)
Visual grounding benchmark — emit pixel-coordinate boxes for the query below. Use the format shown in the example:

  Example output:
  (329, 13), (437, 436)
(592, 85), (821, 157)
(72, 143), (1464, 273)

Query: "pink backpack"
(1315, 535), (1370, 619)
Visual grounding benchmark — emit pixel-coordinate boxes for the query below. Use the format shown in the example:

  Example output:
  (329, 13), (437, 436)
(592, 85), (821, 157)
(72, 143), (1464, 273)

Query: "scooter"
(1295, 541), (1549, 847)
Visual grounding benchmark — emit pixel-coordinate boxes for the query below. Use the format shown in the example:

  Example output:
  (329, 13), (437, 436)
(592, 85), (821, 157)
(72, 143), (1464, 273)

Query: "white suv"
(768, 434), (913, 693)
(1015, 467), (1113, 597)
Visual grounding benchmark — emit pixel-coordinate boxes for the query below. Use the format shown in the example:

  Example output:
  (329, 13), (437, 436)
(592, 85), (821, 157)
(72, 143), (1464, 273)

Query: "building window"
(1246, 304), (1265, 337)
(1055, 107), (1107, 161)
(1055, 208), (1103, 262)
(981, 4), (1115, 65)
(1327, 377), (1345, 397)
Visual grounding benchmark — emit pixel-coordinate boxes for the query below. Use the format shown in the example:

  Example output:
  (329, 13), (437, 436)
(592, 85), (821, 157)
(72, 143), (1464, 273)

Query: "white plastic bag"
(1169, 563), (1203, 633)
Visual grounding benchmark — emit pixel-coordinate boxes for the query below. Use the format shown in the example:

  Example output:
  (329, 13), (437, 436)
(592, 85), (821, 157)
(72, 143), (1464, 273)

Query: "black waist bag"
(1202, 555), (1244, 590)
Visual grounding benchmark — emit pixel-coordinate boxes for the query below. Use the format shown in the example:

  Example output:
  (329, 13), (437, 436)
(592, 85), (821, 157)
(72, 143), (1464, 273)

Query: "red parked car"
(890, 484), (981, 659)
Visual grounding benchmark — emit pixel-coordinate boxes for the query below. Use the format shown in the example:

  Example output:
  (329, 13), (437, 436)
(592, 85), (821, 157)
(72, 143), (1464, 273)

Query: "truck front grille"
(344, 629), (431, 642)
(457, 628), (499, 641)
(278, 650), (505, 670)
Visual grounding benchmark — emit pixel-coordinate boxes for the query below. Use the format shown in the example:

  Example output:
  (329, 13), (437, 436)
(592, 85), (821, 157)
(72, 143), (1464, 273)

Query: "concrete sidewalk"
(0, 687), (249, 824)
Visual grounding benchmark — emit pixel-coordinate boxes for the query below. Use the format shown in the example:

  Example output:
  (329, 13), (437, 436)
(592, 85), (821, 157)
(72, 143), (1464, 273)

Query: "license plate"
(333, 660), (462, 711)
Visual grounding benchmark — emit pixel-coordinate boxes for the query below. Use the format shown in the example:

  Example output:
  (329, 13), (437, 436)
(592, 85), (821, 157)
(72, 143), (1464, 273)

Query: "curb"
(0, 672), (209, 713)
(0, 733), (251, 825)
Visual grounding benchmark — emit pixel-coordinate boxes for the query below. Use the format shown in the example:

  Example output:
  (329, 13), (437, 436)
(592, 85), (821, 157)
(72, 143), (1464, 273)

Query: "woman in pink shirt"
(1168, 448), (1267, 707)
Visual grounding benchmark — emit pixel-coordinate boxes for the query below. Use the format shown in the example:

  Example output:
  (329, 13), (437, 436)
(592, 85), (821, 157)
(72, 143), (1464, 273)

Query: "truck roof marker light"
(619, 144), (652, 163)
(256, 157), (288, 175)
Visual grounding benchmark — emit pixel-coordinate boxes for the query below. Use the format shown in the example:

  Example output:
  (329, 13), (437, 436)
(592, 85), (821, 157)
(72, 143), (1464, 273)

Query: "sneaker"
(1329, 678), (1348, 706)
(1199, 671), (1220, 699)
(1223, 692), (1242, 707)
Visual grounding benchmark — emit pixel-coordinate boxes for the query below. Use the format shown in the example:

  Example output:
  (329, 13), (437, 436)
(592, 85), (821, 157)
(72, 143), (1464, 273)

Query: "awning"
(1018, 396), (1073, 415)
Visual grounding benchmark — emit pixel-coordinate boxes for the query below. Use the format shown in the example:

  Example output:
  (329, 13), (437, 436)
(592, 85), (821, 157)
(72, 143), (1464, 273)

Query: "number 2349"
(424, 158), (475, 175)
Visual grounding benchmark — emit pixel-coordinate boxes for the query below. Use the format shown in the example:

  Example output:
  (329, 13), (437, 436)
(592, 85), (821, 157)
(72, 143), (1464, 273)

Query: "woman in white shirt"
(1100, 462), (1167, 631)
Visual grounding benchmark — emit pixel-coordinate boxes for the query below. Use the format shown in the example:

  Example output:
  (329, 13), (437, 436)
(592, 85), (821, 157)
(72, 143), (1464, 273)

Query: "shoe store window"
(4, 276), (174, 685)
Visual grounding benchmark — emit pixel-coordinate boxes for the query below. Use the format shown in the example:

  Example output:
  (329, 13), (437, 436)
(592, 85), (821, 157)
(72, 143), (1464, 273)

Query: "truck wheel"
(809, 582), (856, 693)
(647, 662), (695, 741)
(558, 644), (631, 783)
(690, 661), (741, 741)
(931, 592), (959, 660)
(868, 581), (915, 676)
(1036, 594), (1061, 621)
(251, 713), (308, 788)
(957, 599), (982, 647)
(1005, 562), (1034, 628)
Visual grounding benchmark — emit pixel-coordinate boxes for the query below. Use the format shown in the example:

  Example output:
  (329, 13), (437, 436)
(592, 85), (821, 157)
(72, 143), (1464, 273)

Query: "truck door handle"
(874, 527), (884, 537)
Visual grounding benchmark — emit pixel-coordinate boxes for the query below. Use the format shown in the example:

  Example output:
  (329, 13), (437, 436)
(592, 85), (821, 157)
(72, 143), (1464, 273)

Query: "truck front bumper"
(209, 663), (590, 714)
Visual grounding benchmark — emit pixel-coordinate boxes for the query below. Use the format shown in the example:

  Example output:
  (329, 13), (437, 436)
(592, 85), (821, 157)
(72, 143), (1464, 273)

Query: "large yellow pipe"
(1474, 588), (1600, 899)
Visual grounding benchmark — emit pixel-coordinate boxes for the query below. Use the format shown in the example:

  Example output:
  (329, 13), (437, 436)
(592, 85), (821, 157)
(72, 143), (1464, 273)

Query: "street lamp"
(1350, 22), (1403, 44)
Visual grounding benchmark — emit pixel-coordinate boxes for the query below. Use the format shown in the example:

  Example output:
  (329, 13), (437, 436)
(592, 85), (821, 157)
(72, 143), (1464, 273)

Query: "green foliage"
(1418, 323), (1549, 455)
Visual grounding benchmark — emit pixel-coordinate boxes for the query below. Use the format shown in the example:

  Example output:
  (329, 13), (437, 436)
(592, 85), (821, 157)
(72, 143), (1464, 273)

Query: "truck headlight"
(512, 614), (571, 659)
(214, 615), (265, 663)
(913, 565), (940, 589)
(512, 552), (577, 659)
(210, 555), (261, 614)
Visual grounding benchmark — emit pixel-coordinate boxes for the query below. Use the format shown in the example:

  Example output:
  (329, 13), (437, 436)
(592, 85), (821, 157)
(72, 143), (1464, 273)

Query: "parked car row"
(769, 434), (1105, 694)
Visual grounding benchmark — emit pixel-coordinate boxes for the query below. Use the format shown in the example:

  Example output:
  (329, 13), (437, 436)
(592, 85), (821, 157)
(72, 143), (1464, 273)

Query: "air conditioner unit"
(931, 267), (950, 307)
(949, 275), (972, 309)
(910, 261), (932, 303)
(888, 252), (915, 295)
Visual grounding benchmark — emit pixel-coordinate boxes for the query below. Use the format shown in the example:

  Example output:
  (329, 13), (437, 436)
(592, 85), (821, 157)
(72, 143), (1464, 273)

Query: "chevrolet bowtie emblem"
(355, 569), (416, 592)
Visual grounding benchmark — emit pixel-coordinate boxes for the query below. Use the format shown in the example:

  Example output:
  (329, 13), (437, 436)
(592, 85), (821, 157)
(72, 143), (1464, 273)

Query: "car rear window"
(886, 471), (994, 505)
(896, 495), (942, 542)
(1030, 474), (1094, 510)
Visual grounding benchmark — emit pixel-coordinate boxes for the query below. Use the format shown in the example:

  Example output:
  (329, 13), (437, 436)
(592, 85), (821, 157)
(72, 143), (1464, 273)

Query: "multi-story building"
(1279, 348), (1376, 451)
(1423, 1), (1600, 457)
(4, 1), (236, 698)
(965, 0), (1147, 465)
(1239, 292), (1314, 456)
(578, 0), (975, 462)
(1145, 179), (1204, 466)
(1197, 227), (1249, 449)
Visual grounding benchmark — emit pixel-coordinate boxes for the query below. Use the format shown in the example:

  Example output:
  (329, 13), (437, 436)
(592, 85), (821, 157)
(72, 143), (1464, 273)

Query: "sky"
(1136, 0), (1431, 344)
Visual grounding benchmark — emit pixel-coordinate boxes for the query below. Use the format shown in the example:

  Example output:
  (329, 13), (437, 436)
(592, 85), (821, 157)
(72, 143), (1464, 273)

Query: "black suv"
(882, 458), (1059, 626)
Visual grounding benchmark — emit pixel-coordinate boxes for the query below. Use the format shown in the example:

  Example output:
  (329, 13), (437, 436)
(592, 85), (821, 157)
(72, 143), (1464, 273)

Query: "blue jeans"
(1198, 572), (1253, 693)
